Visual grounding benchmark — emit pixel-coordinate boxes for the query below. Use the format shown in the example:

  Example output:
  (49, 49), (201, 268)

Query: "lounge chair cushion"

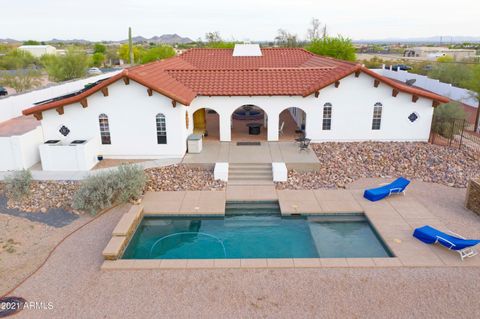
(363, 177), (410, 202)
(413, 225), (480, 251)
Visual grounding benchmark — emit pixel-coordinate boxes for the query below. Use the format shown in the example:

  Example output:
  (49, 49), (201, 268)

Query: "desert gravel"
(277, 142), (480, 189)
(6, 180), (480, 319)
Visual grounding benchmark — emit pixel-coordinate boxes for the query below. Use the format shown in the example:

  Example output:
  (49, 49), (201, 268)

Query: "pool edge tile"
(214, 259), (242, 268)
(320, 258), (348, 267)
(266, 258), (295, 268)
(186, 259), (216, 269)
(241, 259), (268, 268)
(293, 258), (321, 268)
(159, 259), (188, 269)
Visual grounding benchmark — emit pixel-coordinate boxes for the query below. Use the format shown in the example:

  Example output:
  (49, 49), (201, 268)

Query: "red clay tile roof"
(23, 48), (449, 116)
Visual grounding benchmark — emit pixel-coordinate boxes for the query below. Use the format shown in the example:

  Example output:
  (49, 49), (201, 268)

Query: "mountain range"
(355, 36), (480, 44)
(0, 34), (194, 45)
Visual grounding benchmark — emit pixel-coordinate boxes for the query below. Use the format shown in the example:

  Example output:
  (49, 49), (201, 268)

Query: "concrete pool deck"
(8, 179), (480, 318)
(102, 186), (480, 269)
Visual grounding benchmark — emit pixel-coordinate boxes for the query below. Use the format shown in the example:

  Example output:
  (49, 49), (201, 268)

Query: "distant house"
(13, 44), (449, 171)
(18, 45), (57, 57)
(404, 47), (477, 61)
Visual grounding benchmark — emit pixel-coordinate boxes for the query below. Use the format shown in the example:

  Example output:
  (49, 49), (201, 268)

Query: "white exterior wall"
(0, 127), (43, 171)
(34, 72), (437, 169)
(187, 73), (434, 142)
(40, 80), (188, 159)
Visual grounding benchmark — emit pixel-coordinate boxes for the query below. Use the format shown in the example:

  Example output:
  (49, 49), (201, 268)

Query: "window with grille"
(322, 103), (332, 130)
(156, 113), (167, 144)
(98, 114), (111, 144)
(372, 103), (382, 130)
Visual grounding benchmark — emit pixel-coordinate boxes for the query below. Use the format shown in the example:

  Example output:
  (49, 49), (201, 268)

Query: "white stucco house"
(16, 44), (448, 171)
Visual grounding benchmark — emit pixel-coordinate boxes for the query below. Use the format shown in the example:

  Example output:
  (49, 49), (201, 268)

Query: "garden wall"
(466, 179), (480, 215)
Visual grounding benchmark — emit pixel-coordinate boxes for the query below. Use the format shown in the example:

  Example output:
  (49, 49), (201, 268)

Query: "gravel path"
(7, 181), (480, 319)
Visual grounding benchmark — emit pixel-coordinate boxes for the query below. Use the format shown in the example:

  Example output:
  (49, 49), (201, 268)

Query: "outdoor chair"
(413, 225), (480, 260)
(363, 177), (410, 201)
(299, 138), (311, 152)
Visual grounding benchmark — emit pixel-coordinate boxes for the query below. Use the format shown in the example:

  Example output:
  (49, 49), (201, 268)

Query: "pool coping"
(101, 189), (480, 269)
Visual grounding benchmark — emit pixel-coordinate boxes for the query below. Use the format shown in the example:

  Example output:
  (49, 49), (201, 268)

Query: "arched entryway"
(278, 107), (307, 140)
(193, 108), (220, 141)
(230, 105), (268, 141)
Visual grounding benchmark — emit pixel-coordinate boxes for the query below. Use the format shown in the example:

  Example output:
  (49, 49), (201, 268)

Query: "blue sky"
(2, 0), (478, 41)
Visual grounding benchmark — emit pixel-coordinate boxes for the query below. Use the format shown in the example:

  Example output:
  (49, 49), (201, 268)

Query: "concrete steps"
(228, 163), (273, 186)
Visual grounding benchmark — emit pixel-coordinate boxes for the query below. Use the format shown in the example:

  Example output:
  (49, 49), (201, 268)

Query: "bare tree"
(205, 31), (222, 43)
(307, 18), (321, 41)
(275, 29), (298, 47)
(307, 18), (327, 41)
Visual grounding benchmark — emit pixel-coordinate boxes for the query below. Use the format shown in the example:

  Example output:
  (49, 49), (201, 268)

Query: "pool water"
(123, 206), (392, 259)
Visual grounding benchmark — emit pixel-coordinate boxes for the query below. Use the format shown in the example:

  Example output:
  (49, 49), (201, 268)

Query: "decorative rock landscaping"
(0, 180), (79, 213)
(277, 142), (480, 189)
(145, 164), (226, 191)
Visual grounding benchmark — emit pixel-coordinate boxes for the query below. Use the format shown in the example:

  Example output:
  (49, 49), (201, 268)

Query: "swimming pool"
(122, 203), (392, 259)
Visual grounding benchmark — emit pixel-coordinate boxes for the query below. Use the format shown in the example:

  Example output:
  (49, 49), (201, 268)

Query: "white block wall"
(0, 127), (43, 171)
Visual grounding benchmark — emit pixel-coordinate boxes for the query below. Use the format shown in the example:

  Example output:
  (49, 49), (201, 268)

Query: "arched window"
(372, 102), (383, 130)
(322, 103), (332, 130)
(98, 114), (111, 144)
(156, 113), (167, 144)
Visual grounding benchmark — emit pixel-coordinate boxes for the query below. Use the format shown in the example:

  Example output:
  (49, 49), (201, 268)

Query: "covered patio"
(182, 141), (319, 165)
(194, 106), (305, 142)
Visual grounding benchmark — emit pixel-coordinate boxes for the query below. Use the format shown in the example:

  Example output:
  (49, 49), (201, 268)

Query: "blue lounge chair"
(413, 225), (480, 260)
(363, 177), (410, 201)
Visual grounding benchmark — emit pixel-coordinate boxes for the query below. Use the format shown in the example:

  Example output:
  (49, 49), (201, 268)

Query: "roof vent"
(233, 44), (262, 57)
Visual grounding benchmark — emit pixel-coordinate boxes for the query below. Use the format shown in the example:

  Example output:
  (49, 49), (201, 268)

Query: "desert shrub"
(115, 165), (147, 203)
(4, 169), (32, 200)
(72, 165), (146, 215)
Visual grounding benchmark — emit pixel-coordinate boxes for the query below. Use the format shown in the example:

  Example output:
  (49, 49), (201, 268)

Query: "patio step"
(228, 163), (273, 185)
(228, 180), (274, 186)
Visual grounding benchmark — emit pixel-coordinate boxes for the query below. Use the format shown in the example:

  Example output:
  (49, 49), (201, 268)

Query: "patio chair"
(363, 177), (410, 201)
(413, 225), (480, 260)
(279, 121), (285, 135)
(299, 138), (311, 152)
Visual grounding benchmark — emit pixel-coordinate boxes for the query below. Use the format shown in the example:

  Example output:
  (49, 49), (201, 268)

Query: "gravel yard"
(4, 180), (480, 318)
(277, 142), (480, 189)
(145, 164), (225, 191)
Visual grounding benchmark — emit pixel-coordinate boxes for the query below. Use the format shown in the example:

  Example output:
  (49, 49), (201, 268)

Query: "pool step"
(226, 201), (280, 212)
(228, 163), (273, 185)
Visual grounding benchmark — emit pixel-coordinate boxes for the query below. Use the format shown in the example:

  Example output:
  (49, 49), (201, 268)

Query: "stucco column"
(267, 112), (279, 141)
(219, 114), (231, 141)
